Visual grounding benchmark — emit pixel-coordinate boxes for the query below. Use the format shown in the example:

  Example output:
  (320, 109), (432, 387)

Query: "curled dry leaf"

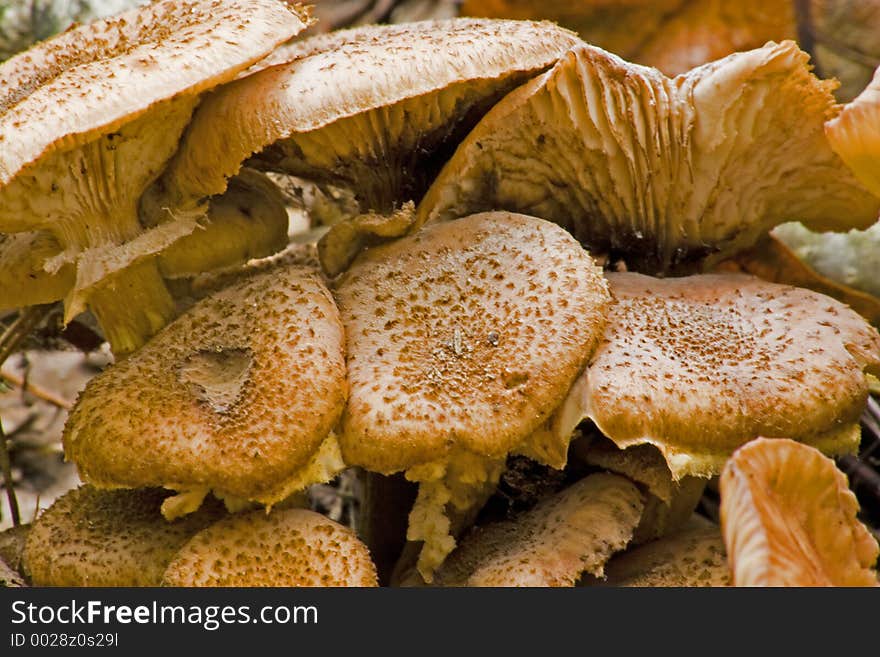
(418, 41), (878, 274)
(334, 211), (610, 580)
(162, 508), (378, 587)
(63, 264), (347, 517)
(0, 0), (311, 354)
(721, 438), (879, 586)
(434, 473), (643, 587)
(23, 486), (224, 587)
(583, 273), (880, 479)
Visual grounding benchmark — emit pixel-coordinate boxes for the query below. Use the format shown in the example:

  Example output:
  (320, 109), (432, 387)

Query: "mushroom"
(581, 272), (880, 479)
(826, 66), (880, 198)
(22, 486), (224, 587)
(592, 520), (729, 587)
(574, 438), (707, 544)
(162, 508), (378, 587)
(720, 438), (879, 586)
(0, 169), (290, 315)
(142, 18), (583, 275)
(432, 473), (643, 587)
(63, 261), (348, 519)
(333, 211), (610, 580)
(1, 558), (25, 588)
(0, 0), (311, 354)
(417, 41), (879, 274)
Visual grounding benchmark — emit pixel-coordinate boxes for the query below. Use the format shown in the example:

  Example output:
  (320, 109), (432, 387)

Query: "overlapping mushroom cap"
(0, 0), (310, 354)
(144, 18), (582, 265)
(583, 273), (880, 478)
(721, 438), (879, 586)
(826, 66), (880, 198)
(23, 486), (224, 587)
(434, 473), (642, 587)
(63, 262), (347, 517)
(162, 508), (378, 587)
(418, 41), (879, 274)
(334, 211), (610, 578)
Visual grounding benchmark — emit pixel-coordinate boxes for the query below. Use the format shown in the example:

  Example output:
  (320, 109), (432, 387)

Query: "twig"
(0, 305), (51, 527)
(0, 368), (73, 410)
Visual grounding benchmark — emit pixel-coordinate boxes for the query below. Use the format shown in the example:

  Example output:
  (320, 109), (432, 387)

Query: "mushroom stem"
(85, 259), (176, 356)
(359, 471), (417, 586)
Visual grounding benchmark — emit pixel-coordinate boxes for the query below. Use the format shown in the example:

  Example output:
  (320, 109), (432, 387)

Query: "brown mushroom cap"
(721, 438), (879, 587)
(434, 473), (643, 586)
(584, 272), (880, 479)
(63, 262), (347, 514)
(148, 18), (582, 225)
(596, 522), (729, 587)
(0, 0), (310, 354)
(23, 486), (224, 587)
(418, 41), (879, 274)
(162, 508), (378, 587)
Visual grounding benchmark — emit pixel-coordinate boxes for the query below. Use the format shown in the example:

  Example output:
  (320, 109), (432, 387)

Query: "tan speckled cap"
(721, 438), (879, 587)
(0, 0), (311, 354)
(163, 508), (378, 587)
(584, 272), (880, 478)
(417, 41), (878, 273)
(64, 263), (347, 516)
(23, 486), (224, 587)
(434, 473), (643, 586)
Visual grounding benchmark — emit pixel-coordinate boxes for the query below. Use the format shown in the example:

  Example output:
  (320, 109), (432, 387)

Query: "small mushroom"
(0, 232), (73, 311)
(417, 41), (878, 274)
(583, 272), (880, 479)
(63, 262), (348, 518)
(162, 508), (378, 587)
(432, 473), (643, 587)
(334, 211), (610, 580)
(0, 0), (311, 354)
(720, 438), (879, 586)
(593, 521), (729, 587)
(143, 18), (582, 272)
(22, 486), (224, 587)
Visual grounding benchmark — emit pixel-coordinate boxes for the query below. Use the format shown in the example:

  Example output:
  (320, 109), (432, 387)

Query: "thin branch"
(0, 368), (73, 411)
(0, 421), (20, 527)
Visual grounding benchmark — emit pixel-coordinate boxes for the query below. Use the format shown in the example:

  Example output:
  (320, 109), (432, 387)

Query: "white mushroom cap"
(721, 438), (879, 587)
(418, 41), (879, 274)
(23, 486), (224, 587)
(162, 508), (378, 587)
(64, 261), (347, 513)
(584, 272), (880, 479)
(434, 473), (643, 586)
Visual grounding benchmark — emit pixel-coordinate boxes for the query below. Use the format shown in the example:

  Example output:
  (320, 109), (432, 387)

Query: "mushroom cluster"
(2, 1), (880, 587)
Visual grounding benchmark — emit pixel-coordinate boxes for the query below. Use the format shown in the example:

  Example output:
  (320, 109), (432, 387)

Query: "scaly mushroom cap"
(721, 438), (879, 587)
(63, 263), (347, 515)
(335, 211), (609, 578)
(418, 41), (879, 274)
(162, 508), (378, 587)
(23, 486), (224, 587)
(596, 523), (729, 587)
(336, 211), (609, 472)
(0, 0), (310, 354)
(434, 473), (643, 586)
(149, 18), (582, 223)
(826, 66), (880, 197)
(585, 272), (880, 479)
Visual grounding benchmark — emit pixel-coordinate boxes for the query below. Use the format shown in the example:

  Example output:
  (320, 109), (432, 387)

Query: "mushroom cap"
(720, 438), (879, 587)
(596, 523), (729, 587)
(826, 66), (880, 198)
(1, 558), (25, 587)
(0, 0), (309, 191)
(63, 262), (347, 507)
(0, 525), (29, 576)
(23, 486), (224, 587)
(0, 231), (73, 310)
(334, 211), (610, 474)
(418, 41), (879, 274)
(154, 18), (582, 215)
(434, 473), (643, 586)
(585, 272), (880, 478)
(162, 508), (378, 587)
